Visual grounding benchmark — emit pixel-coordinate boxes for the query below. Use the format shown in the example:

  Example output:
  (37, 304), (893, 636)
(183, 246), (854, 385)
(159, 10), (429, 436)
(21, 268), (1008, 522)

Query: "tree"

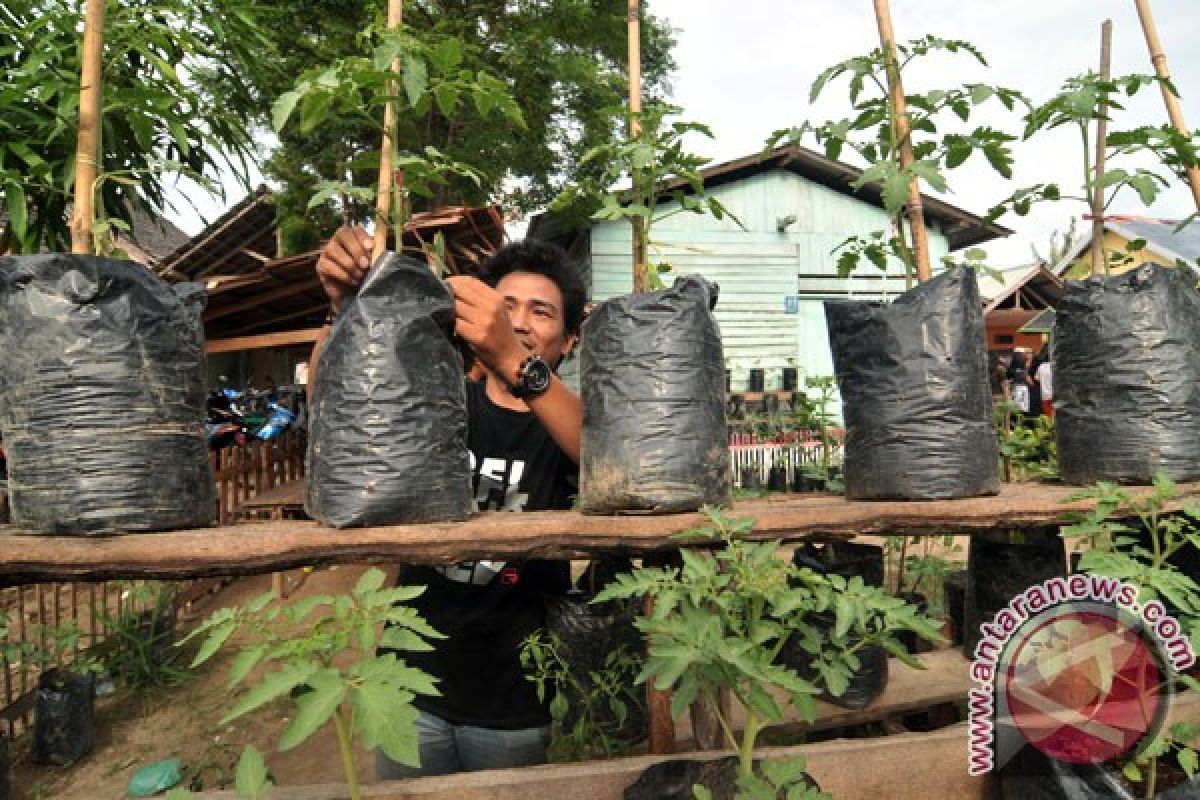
(252, 0), (676, 252)
(0, 0), (275, 254)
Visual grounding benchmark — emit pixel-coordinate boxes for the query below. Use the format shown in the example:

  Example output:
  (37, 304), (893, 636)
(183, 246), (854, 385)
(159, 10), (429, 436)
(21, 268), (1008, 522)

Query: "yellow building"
(1062, 216), (1200, 279)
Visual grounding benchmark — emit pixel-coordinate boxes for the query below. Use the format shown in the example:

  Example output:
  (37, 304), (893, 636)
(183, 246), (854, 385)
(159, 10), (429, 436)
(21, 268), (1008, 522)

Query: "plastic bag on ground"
(825, 267), (999, 500)
(0, 254), (214, 534)
(580, 276), (731, 514)
(32, 668), (95, 766)
(127, 757), (183, 797)
(305, 252), (473, 527)
(1055, 263), (1200, 485)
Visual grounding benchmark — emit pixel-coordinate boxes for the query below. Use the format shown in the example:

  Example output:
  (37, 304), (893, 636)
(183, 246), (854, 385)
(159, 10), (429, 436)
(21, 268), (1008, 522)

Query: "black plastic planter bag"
(1055, 263), (1200, 485)
(1000, 744), (1200, 800)
(544, 557), (646, 745)
(580, 276), (731, 514)
(0, 254), (215, 534)
(963, 528), (1065, 658)
(624, 756), (822, 800)
(825, 267), (999, 500)
(305, 252), (473, 527)
(32, 668), (95, 766)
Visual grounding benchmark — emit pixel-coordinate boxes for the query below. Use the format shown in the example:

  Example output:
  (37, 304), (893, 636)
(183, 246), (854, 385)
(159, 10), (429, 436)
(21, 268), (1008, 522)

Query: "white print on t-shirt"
(472, 454), (530, 513)
(435, 452), (530, 584)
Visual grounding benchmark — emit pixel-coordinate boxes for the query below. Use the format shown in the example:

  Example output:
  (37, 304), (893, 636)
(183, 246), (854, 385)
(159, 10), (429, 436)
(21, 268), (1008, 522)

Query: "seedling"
(181, 568), (442, 800)
(595, 506), (941, 797)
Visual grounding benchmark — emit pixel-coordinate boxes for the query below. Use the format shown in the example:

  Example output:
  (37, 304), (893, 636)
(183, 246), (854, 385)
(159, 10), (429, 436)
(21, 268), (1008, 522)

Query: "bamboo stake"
(1090, 20), (1113, 277)
(1132, 0), (1200, 213)
(70, 0), (106, 255)
(627, 0), (649, 292)
(873, 0), (931, 283)
(373, 0), (404, 262)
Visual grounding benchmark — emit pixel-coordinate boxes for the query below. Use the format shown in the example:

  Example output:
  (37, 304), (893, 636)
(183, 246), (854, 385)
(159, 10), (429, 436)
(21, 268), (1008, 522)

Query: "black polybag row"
(579, 276), (732, 514)
(824, 267), (1000, 500)
(1055, 263), (1200, 485)
(0, 254), (215, 534)
(305, 252), (474, 527)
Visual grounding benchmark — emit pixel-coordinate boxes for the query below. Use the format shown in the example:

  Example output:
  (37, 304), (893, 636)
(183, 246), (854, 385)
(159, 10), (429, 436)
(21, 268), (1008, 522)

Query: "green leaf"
(4, 182), (26, 240)
(278, 669), (346, 751)
(222, 662), (317, 724)
(228, 644), (269, 689)
(693, 785), (713, 800)
(1179, 747), (1198, 778)
(402, 55), (428, 106)
(272, 90), (302, 133)
(191, 619), (238, 668)
(354, 568), (386, 596)
(234, 745), (272, 800)
(434, 84), (459, 116)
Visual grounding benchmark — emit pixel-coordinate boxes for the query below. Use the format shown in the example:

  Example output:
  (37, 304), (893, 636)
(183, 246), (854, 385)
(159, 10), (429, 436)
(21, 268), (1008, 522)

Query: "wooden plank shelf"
(1, 482), (1196, 585)
(674, 648), (971, 747)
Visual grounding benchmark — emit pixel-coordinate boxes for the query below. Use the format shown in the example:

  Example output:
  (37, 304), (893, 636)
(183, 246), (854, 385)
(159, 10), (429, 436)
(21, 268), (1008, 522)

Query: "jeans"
(375, 710), (550, 779)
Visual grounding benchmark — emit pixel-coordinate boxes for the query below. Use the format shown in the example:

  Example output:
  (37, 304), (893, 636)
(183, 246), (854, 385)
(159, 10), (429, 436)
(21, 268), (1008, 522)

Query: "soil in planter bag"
(544, 557), (646, 744)
(1055, 263), (1200, 485)
(32, 668), (96, 766)
(963, 527), (1065, 658)
(305, 252), (473, 527)
(579, 276), (732, 514)
(824, 267), (999, 500)
(0, 254), (214, 534)
(999, 742), (1200, 800)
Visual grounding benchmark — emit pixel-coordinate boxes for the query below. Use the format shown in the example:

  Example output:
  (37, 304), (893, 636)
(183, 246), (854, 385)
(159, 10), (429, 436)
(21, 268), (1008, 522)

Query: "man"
(313, 226), (587, 777)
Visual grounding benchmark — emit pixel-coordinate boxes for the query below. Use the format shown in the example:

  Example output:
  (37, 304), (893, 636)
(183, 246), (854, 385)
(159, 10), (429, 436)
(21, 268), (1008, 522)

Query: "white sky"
(167, 0), (1200, 268)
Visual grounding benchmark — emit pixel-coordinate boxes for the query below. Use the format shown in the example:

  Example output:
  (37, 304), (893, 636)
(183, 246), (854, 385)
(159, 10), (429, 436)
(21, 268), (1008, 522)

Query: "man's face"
(496, 270), (576, 369)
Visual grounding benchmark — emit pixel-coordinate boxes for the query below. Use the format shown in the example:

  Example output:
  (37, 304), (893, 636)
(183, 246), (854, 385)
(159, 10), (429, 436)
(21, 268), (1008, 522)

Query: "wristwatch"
(509, 354), (552, 399)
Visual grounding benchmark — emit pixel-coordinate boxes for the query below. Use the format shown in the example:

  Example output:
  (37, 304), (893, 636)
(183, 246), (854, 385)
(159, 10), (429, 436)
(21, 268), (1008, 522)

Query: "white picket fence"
(729, 442), (840, 488)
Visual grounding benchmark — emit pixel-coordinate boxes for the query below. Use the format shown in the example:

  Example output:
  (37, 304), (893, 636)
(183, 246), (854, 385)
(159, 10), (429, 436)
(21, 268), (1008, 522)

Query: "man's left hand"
(446, 276), (527, 384)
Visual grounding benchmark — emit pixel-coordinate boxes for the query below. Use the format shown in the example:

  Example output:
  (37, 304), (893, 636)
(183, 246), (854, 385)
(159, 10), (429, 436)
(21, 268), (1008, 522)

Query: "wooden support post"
(1133, 0), (1200, 213)
(872, 0), (931, 283)
(70, 0), (107, 254)
(373, 0), (404, 262)
(627, 0), (649, 293)
(1090, 20), (1113, 277)
(644, 596), (675, 754)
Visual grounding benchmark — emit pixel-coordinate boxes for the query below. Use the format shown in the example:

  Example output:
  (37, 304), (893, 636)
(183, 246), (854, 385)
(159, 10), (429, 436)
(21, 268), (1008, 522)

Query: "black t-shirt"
(395, 380), (575, 729)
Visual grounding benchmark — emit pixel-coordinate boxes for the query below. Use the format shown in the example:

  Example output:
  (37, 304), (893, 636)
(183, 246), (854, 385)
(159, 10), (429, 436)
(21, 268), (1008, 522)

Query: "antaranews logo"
(967, 574), (1196, 776)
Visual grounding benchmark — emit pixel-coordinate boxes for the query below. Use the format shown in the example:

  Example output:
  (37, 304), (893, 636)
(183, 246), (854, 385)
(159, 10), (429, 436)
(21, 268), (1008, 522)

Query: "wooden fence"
(1, 430), (307, 735)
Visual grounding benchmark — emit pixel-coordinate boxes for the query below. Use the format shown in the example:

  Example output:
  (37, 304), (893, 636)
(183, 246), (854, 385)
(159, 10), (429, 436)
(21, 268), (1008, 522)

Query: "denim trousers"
(375, 709), (551, 779)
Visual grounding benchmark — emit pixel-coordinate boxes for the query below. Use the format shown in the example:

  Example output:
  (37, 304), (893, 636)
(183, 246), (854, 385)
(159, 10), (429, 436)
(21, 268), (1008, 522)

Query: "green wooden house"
(532, 145), (1009, 398)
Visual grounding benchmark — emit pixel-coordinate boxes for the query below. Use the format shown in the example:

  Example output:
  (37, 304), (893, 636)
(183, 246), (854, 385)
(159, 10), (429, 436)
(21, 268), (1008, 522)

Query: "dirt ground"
(10, 566), (378, 800)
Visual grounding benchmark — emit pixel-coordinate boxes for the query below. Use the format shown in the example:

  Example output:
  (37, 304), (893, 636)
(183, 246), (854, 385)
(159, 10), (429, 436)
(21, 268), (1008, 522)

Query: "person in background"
(1035, 348), (1054, 419)
(1007, 348), (1032, 416)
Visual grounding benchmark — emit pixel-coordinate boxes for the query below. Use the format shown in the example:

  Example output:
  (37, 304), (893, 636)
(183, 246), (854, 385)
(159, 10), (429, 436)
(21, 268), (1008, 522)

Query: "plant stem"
(333, 705), (361, 800)
(1145, 754), (1157, 799)
(739, 712), (761, 779)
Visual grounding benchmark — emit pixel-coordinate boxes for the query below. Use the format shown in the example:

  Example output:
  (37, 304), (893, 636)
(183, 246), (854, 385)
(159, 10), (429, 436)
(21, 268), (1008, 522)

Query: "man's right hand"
(316, 225), (374, 312)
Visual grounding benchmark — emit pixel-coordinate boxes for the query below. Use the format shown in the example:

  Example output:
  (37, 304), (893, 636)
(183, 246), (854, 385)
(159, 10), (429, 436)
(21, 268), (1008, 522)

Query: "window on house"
(994, 334), (1015, 345)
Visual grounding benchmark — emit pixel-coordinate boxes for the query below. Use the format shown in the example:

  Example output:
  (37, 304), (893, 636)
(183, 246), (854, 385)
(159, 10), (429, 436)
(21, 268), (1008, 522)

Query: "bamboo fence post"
(872, 0), (931, 283)
(373, 0), (404, 263)
(1090, 20), (1113, 277)
(70, 0), (107, 254)
(1132, 0), (1200, 213)
(627, 0), (649, 292)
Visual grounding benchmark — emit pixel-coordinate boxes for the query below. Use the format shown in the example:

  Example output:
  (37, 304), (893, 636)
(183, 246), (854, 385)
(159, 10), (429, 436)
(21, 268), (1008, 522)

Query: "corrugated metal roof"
(1106, 216), (1200, 264)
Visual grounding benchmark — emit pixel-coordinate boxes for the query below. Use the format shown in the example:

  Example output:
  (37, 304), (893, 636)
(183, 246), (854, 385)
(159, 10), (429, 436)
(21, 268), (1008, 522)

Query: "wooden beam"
(190, 724), (987, 800)
(226, 301), (330, 337)
(195, 226), (282, 280)
(675, 649), (970, 747)
(2, 483), (1197, 586)
(205, 328), (323, 355)
(203, 278), (322, 323)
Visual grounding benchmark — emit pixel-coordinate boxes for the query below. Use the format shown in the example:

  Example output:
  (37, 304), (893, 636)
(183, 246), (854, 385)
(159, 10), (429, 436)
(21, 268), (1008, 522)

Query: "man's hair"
(479, 239), (587, 336)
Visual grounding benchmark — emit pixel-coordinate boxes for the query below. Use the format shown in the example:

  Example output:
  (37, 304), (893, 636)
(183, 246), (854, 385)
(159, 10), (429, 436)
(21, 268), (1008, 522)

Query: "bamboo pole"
(1132, 0), (1200, 213)
(70, 0), (107, 255)
(373, 0), (404, 262)
(872, 0), (931, 283)
(627, 0), (649, 292)
(1090, 20), (1113, 277)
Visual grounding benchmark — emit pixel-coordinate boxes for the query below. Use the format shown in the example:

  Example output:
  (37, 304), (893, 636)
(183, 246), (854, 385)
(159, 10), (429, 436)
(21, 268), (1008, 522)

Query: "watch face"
(524, 356), (552, 394)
